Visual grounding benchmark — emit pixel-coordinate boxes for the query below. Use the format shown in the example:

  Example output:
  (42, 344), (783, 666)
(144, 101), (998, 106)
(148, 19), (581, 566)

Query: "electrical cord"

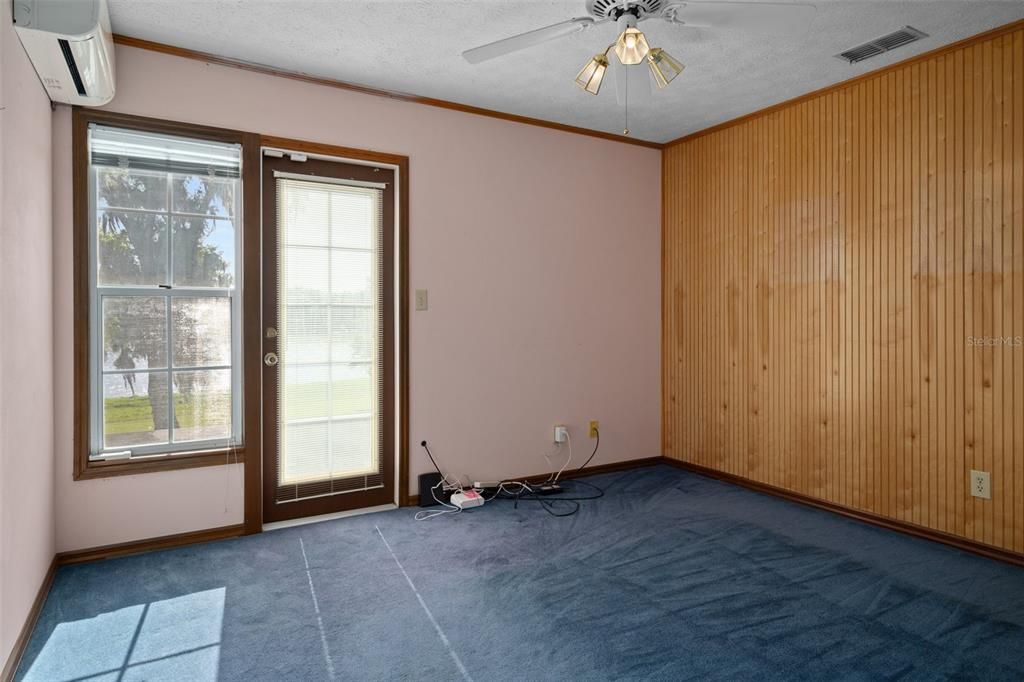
(414, 478), (462, 521)
(542, 441), (563, 474)
(420, 440), (464, 492)
(546, 425), (600, 483)
(223, 440), (240, 514)
(414, 441), (470, 521)
(490, 477), (604, 517)
(490, 426), (605, 516)
(552, 430), (573, 482)
(418, 428), (606, 519)
(566, 426), (611, 496)
(578, 427), (600, 471)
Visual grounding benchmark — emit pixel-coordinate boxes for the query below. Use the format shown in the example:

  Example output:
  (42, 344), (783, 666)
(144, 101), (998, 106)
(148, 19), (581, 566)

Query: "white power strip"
(473, 480), (501, 490)
(450, 490), (485, 509)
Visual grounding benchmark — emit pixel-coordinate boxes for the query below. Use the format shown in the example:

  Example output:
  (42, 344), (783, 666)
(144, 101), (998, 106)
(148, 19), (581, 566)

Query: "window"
(85, 123), (243, 462)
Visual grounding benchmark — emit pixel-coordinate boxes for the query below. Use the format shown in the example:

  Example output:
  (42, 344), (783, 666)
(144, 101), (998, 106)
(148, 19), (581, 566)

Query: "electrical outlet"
(553, 425), (568, 444)
(589, 420), (599, 439)
(970, 470), (991, 500)
(415, 289), (428, 311)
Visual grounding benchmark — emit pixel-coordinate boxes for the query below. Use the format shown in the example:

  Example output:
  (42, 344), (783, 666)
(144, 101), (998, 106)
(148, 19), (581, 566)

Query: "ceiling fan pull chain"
(623, 67), (630, 136)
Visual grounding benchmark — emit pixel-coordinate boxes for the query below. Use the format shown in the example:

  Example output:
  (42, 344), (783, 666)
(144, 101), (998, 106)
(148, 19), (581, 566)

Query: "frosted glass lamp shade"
(614, 27), (650, 65)
(647, 48), (685, 89)
(575, 54), (609, 95)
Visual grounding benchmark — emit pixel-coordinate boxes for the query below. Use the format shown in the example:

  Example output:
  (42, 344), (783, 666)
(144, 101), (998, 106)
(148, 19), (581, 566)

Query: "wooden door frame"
(68, 110), (407, 535)
(243, 135), (410, 532)
(259, 153), (396, 522)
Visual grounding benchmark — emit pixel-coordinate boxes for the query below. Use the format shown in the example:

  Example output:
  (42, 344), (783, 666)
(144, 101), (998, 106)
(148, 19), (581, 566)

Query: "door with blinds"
(262, 154), (395, 522)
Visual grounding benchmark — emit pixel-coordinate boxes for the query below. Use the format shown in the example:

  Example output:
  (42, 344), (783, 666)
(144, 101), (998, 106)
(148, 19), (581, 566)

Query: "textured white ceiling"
(107, 0), (1024, 143)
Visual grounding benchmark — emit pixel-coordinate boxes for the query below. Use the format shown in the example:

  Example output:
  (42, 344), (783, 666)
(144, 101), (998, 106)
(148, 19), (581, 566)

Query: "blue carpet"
(17, 465), (1024, 681)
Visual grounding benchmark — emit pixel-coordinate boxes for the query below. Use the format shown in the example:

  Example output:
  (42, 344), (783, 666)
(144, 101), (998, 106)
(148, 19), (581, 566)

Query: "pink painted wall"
(53, 45), (661, 552)
(0, 1), (55, 670)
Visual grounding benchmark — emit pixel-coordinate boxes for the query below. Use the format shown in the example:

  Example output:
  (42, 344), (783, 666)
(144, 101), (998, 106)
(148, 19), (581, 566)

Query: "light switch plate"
(415, 289), (428, 311)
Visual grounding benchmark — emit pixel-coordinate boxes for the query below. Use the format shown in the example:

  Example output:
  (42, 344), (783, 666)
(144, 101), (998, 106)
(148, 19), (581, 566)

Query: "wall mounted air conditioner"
(12, 0), (116, 106)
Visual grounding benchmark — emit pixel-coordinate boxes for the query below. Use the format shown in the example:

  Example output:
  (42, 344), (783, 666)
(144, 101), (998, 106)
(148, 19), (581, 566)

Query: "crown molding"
(111, 34), (664, 150)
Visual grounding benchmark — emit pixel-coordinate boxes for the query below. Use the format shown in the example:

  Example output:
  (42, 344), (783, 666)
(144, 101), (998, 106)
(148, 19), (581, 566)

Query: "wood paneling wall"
(662, 26), (1024, 554)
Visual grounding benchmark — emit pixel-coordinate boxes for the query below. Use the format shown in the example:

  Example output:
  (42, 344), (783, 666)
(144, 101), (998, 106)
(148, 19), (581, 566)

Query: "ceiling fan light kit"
(576, 28), (681, 97)
(647, 47), (685, 88)
(575, 51), (611, 94)
(462, 1), (818, 126)
(614, 26), (651, 64)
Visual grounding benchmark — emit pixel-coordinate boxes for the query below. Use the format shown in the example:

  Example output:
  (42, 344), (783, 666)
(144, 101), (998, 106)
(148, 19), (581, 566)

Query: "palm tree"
(99, 168), (234, 437)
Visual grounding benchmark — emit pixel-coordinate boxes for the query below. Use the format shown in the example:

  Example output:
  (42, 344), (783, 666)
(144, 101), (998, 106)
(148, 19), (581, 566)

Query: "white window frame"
(87, 124), (244, 460)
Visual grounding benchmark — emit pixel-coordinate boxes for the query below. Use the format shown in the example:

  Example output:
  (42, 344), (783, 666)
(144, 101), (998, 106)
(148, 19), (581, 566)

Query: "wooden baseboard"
(660, 457), (1024, 569)
(403, 456), (665, 507)
(56, 524), (246, 566)
(1, 556), (58, 682)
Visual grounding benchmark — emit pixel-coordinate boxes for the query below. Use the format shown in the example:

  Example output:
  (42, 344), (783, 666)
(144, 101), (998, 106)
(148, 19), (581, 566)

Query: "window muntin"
(88, 124), (243, 459)
(275, 177), (382, 492)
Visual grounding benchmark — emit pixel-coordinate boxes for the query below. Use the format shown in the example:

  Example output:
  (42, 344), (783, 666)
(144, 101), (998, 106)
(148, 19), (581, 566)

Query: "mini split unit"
(13, 0), (117, 106)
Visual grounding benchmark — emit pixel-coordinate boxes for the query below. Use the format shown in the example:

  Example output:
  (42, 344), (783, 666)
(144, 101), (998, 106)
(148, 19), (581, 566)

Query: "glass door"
(262, 154), (395, 522)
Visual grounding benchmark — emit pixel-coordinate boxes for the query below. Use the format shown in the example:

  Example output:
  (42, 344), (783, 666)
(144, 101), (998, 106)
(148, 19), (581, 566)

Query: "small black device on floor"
(418, 472), (449, 507)
(534, 482), (563, 495)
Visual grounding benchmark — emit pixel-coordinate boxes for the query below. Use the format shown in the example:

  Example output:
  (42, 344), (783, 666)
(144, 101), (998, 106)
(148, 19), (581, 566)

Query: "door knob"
(264, 352), (279, 367)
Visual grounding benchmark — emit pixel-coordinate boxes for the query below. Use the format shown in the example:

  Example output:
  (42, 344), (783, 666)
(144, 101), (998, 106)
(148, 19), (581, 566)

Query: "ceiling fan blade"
(462, 17), (596, 64)
(628, 61), (651, 104)
(611, 59), (651, 107)
(663, 1), (816, 34)
(612, 58), (626, 106)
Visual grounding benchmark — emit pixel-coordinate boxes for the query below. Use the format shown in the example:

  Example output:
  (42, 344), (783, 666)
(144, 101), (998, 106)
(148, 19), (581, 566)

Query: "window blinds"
(91, 125), (241, 177)
(89, 124), (242, 458)
(274, 176), (385, 503)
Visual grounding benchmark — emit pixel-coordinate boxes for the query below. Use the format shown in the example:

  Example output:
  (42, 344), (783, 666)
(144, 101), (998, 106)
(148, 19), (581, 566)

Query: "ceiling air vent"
(836, 26), (928, 64)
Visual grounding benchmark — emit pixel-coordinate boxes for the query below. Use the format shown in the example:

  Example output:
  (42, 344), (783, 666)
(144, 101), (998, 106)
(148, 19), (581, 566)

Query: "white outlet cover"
(553, 425), (568, 444)
(970, 469), (991, 500)
(415, 289), (428, 311)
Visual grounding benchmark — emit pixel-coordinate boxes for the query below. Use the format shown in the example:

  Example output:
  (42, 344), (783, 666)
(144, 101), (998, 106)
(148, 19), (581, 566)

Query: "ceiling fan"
(462, 0), (816, 106)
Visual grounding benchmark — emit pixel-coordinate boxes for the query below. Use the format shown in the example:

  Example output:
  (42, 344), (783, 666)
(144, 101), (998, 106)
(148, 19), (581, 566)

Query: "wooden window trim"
(72, 108), (261, 481)
(73, 112), (410, 534)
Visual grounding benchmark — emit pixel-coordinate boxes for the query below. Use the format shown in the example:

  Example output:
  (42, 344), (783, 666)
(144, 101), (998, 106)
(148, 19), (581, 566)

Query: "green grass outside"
(104, 377), (371, 435)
